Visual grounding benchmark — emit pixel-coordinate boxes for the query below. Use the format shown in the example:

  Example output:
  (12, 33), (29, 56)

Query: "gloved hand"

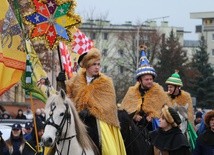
(56, 70), (66, 82)
(79, 109), (90, 121)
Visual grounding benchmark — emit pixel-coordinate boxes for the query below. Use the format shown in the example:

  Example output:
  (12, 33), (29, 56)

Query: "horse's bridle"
(45, 103), (71, 139)
(45, 103), (74, 155)
(45, 102), (87, 155)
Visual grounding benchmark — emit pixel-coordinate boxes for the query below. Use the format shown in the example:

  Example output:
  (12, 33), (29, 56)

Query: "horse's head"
(42, 89), (73, 147)
(173, 103), (188, 134)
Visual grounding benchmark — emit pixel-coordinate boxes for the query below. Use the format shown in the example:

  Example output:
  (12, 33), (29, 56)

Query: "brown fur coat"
(120, 82), (170, 118)
(66, 69), (119, 127)
(168, 90), (194, 124)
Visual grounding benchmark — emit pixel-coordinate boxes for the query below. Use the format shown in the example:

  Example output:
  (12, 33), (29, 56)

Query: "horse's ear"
(60, 89), (66, 100)
(47, 89), (50, 98)
(184, 103), (189, 110)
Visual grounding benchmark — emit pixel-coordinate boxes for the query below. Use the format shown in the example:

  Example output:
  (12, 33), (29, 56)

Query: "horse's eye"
(60, 113), (64, 116)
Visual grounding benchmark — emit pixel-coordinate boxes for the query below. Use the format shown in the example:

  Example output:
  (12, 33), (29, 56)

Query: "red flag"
(59, 42), (72, 78)
(72, 29), (94, 55)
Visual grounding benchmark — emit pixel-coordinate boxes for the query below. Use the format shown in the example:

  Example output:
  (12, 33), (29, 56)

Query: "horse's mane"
(65, 97), (94, 150)
(173, 103), (188, 119)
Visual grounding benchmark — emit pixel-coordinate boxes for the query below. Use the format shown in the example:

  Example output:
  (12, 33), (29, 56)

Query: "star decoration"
(25, 0), (80, 48)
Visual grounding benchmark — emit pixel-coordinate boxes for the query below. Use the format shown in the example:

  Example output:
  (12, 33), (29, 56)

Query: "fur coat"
(120, 82), (170, 118)
(168, 90), (194, 124)
(66, 69), (119, 127)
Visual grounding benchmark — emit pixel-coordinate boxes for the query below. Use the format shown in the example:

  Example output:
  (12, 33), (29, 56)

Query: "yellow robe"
(66, 69), (126, 155)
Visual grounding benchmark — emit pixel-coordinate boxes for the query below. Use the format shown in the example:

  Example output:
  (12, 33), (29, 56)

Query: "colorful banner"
(24, 0), (81, 49)
(21, 40), (56, 103)
(0, 0), (26, 96)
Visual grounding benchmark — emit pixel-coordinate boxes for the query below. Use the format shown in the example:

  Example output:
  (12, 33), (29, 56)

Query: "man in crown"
(120, 46), (170, 130)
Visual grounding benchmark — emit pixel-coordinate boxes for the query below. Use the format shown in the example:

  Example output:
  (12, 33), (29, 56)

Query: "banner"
(72, 28), (94, 55)
(0, 1), (26, 96)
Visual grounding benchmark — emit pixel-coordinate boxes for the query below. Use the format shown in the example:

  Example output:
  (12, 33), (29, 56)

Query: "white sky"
(76, 0), (213, 40)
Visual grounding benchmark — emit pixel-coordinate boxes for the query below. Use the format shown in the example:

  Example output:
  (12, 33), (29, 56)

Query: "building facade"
(79, 19), (199, 77)
(190, 11), (214, 67)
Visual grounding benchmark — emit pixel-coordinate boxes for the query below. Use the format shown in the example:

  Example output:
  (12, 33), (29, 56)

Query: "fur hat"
(165, 71), (183, 87)
(162, 105), (181, 127)
(78, 48), (101, 68)
(135, 47), (156, 79)
(204, 110), (214, 127)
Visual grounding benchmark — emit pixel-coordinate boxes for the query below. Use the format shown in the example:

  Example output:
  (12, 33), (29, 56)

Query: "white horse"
(42, 90), (99, 155)
(173, 103), (188, 134)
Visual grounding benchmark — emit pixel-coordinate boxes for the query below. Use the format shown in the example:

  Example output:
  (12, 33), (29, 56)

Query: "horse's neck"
(56, 132), (94, 155)
(56, 136), (84, 155)
(180, 118), (188, 134)
(56, 117), (91, 155)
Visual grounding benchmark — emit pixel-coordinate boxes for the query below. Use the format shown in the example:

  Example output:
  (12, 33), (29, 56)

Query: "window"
(102, 49), (108, 56)
(119, 66), (124, 74)
(204, 19), (213, 25)
(90, 32), (96, 40)
(103, 66), (108, 73)
(118, 49), (124, 57)
(103, 32), (108, 40)
(212, 49), (214, 56)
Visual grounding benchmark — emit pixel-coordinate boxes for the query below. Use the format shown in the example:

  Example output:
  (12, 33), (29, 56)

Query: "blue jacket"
(193, 129), (214, 155)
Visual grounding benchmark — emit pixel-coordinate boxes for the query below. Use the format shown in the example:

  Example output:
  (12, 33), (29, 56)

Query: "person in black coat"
(0, 131), (9, 155)
(6, 123), (26, 155)
(193, 110), (214, 155)
(150, 105), (191, 155)
(22, 120), (45, 155)
(15, 109), (26, 119)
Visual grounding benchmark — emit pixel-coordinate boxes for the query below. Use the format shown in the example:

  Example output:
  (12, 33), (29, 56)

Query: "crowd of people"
(0, 46), (213, 155)
(0, 107), (45, 121)
(0, 108), (46, 155)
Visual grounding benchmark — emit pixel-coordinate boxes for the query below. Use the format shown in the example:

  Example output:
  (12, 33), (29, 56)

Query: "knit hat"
(161, 105), (181, 127)
(165, 71), (183, 87)
(25, 122), (33, 129)
(78, 48), (101, 68)
(204, 110), (214, 127)
(135, 48), (156, 79)
(12, 123), (22, 130)
(196, 111), (203, 119)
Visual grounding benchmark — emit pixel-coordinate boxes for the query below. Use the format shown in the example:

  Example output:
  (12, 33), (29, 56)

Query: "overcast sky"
(76, 0), (213, 40)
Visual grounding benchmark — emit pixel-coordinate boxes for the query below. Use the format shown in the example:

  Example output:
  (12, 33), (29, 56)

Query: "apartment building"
(190, 11), (214, 67)
(79, 19), (190, 75)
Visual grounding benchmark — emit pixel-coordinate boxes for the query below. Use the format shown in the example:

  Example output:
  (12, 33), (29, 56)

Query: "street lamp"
(136, 26), (140, 69)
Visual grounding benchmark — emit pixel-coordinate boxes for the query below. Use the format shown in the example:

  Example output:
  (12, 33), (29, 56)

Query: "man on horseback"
(119, 45), (170, 154)
(165, 71), (196, 151)
(58, 48), (126, 155)
(165, 71), (194, 124)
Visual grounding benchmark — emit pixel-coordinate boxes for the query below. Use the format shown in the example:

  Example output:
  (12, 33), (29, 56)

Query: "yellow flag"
(0, 0), (26, 96)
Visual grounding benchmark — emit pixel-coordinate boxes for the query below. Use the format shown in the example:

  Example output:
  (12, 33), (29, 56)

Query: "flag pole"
(30, 92), (40, 152)
(57, 44), (63, 72)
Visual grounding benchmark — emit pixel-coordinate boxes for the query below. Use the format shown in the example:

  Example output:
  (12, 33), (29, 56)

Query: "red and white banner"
(59, 42), (72, 78)
(72, 29), (94, 55)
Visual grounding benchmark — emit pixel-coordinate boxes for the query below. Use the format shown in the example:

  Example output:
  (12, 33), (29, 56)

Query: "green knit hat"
(165, 71), (183, 87)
